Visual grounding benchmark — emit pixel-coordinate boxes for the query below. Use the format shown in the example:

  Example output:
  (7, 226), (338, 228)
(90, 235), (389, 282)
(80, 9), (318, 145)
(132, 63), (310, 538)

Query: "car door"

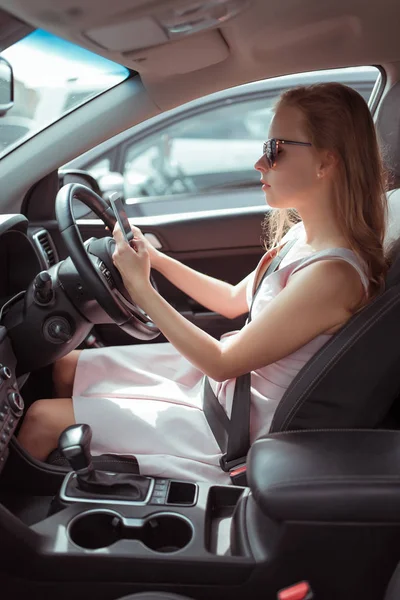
(58, 67), (381, 347)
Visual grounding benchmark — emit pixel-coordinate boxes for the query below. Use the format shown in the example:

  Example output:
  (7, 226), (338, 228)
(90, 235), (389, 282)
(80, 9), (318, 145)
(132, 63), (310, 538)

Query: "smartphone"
(109, 193), (134, 243)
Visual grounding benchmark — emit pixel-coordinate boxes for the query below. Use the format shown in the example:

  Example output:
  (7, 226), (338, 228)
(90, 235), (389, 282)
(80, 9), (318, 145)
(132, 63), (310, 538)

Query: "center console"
(39, 424), (250, 581)
(4, 422), (400, 600)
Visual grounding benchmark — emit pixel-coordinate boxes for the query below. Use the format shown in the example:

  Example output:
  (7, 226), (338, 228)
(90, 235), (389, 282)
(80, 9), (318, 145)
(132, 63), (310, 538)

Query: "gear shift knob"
(58, 424), (151, 501)
(58, 424), (94, 474)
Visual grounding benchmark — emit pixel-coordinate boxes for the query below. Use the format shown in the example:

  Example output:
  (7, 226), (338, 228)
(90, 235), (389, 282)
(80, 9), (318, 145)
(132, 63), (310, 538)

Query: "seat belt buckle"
(277, 581), (313, 600)
(219, 454), (246, 472)
(220, 455), (247, 485)
(230, 464), (247, 486)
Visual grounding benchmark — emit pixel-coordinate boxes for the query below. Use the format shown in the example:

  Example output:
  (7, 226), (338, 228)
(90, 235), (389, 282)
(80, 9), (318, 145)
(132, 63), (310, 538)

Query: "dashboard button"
(150, 497), (165, 505)
(152, 490), (166, 498)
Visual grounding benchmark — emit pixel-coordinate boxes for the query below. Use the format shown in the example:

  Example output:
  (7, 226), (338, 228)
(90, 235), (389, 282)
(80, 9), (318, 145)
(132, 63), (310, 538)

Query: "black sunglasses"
(263, 138), (312, 168)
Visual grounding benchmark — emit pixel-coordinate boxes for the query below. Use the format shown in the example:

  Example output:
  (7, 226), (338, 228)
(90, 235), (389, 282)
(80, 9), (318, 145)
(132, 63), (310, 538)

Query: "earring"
(317, 172), (322, 178)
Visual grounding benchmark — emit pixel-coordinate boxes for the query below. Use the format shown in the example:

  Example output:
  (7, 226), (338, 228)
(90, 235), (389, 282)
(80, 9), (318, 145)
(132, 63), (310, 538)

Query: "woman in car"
(18, 82), (388, 483)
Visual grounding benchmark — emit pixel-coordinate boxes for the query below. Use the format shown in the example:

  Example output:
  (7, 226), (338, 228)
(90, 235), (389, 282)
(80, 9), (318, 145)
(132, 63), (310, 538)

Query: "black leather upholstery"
(46, 449), (140, 474)
(247, 430), (400, 522)
(385, 561), (400, 600)
(269, 251), (400, 433)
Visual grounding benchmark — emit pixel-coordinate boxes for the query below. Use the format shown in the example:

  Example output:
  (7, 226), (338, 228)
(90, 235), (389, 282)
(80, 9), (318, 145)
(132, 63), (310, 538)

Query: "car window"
(122, 97), (276, 201)
(0, 30), (129, 158)
(74, 67), (381, 218)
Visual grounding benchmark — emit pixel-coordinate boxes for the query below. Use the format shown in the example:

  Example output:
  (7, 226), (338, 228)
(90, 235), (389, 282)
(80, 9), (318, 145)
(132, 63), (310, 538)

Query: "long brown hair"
(264, 82), (389, 303)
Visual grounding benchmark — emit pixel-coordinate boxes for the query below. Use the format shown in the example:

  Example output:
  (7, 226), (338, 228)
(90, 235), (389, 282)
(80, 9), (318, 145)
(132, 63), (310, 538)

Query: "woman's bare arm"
(126, 259), (364, 382)
(152, 252), (253, 319)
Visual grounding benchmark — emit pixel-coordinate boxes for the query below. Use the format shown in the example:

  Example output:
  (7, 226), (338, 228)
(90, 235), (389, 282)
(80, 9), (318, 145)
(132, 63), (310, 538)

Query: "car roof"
(0, 0), (395, 114)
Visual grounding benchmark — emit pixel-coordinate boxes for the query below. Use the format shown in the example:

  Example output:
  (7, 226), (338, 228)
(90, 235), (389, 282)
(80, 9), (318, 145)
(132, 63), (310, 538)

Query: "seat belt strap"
(202, 237), (298, 479)
(219, 237), (297, 475)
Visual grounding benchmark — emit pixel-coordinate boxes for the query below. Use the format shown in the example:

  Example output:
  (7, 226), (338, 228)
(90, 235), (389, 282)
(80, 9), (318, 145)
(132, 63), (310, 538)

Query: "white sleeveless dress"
(72, 223), (369, 484)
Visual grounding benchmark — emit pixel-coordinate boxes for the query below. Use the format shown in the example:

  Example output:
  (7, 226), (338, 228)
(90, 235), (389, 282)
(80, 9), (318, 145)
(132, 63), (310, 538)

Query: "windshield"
(0, 30), (129, 159)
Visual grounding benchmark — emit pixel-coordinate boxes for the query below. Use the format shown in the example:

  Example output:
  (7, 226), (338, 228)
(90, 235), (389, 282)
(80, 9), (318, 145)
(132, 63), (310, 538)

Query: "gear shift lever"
(58, 424), (94, 475)
(58, 424), (151, 501)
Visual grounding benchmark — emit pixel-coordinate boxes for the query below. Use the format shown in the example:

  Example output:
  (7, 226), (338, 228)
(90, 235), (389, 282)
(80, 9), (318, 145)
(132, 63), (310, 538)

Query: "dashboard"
(0, 168), (101, 474)
(0, 167), (101, 307)
(0, 230), (43, 302)
(0, 215), (57, 307)
(0, 168), (111, 474)
(0, 214), (57, 474)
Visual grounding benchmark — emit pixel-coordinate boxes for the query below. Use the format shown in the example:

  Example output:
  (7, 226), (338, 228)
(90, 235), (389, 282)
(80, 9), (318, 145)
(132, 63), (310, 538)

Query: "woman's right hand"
(106, 223), (163, 269)
(130, 225), (163, 269)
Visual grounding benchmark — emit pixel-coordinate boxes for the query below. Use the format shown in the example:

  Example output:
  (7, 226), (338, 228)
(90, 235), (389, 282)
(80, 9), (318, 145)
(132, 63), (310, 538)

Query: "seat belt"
(203, 237), (297, 485)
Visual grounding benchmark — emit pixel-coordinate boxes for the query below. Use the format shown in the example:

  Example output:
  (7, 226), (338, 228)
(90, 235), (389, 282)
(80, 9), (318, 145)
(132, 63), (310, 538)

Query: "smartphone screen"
(109, 193), (134, 243)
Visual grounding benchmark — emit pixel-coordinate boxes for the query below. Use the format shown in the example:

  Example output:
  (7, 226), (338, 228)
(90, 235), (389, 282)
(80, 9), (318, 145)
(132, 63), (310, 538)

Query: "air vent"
(32, 230), (58, 268)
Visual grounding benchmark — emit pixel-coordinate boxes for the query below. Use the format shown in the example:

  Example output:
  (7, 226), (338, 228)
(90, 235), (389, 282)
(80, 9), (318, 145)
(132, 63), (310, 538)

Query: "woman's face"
(254, 105), (323, 210)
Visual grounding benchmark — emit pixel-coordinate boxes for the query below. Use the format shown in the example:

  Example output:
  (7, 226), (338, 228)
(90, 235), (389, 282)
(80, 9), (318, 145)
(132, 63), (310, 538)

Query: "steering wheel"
(55, 182), (160, 341)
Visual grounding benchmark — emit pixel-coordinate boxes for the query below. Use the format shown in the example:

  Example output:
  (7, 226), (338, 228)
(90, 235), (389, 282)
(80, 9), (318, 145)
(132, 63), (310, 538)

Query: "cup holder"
(69, 511), (120, 550)
(141, 514), (193, 552)
(68, 510), (193, 553)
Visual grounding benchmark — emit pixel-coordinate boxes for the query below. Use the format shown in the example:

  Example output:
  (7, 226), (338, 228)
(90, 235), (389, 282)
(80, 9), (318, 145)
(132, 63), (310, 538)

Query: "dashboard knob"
(7, 392), (24, 416)
(0, 365), (11, 380)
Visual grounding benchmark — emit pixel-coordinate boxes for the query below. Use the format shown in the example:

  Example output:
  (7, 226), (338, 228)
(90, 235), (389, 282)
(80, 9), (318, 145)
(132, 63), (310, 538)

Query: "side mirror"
(0, 56), (14, 117)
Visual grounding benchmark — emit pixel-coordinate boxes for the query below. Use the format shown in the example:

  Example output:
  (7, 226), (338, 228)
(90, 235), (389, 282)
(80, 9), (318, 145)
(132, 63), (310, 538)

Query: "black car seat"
(385, 559), (400, 600)
(105, 555), (400, 599)
(103, 558), (400, 600)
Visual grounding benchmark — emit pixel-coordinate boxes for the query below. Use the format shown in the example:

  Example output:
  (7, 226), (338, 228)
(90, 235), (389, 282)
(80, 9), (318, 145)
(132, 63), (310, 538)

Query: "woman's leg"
(17, 398), (75, 461)
(52, 350), (82, 398)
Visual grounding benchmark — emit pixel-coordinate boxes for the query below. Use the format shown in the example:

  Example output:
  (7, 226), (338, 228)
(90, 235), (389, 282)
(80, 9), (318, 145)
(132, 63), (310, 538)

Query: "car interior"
(2, 0), (400, 599)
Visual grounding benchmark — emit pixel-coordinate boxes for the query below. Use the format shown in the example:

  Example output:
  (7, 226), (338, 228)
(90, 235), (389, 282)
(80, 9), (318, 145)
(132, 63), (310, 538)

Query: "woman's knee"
(52, 350), (82, 397)
(23, 398), (56, 429)
(22, 398), (72, 434)
(18, 398), (76, 460)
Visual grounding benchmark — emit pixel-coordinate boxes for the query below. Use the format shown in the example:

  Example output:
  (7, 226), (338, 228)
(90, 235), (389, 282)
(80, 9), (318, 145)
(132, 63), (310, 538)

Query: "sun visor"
(84, 0), (247, 50)
(85, 16), (169, 52)
(122, 30), (230, 75)
(83, 0), (239, 75)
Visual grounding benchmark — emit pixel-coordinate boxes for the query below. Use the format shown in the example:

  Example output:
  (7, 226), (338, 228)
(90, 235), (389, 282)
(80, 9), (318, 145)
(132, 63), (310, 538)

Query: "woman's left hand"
(112, 223), (152, 304)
